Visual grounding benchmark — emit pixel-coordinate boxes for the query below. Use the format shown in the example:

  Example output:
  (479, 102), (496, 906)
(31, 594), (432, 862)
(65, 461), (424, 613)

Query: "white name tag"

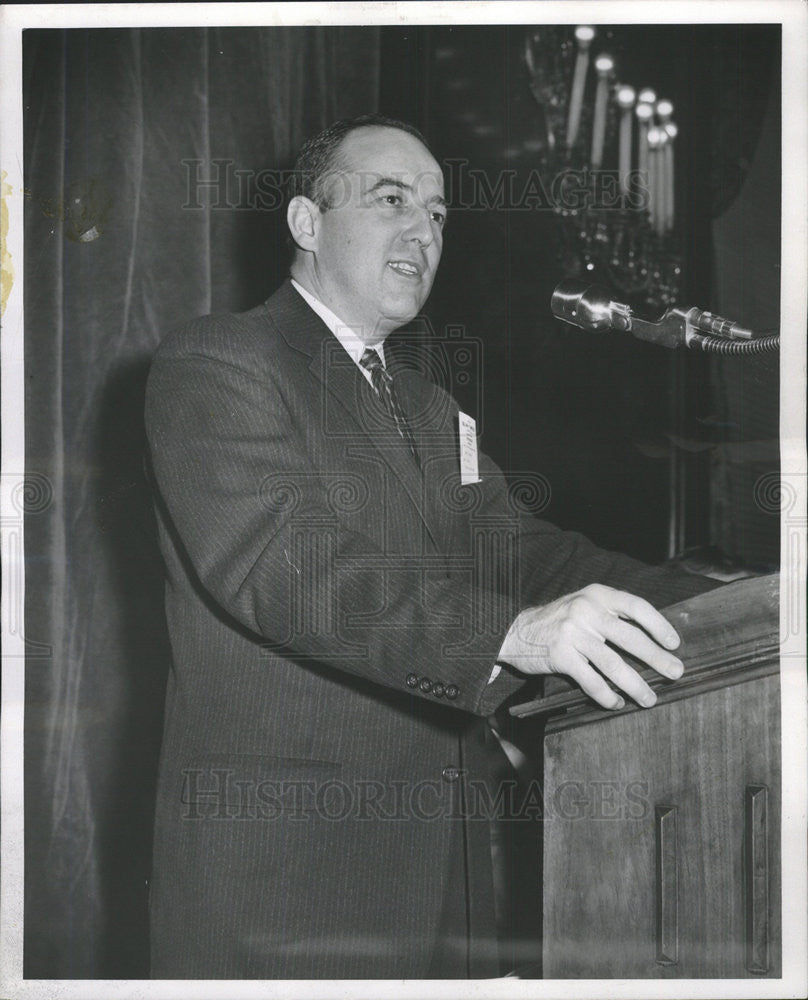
(458, 411), (481, 485)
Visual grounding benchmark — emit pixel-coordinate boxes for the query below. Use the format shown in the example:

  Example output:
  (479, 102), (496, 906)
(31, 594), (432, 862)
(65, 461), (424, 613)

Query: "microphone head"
(551, 279), (616, 332)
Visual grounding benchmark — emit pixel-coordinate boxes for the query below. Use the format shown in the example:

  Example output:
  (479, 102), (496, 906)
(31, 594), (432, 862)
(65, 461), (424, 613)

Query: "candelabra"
(524, 26), (682, 311)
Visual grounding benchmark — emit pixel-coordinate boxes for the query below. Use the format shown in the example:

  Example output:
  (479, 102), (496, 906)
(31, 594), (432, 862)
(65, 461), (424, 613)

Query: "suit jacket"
(144, 279), (713, 979)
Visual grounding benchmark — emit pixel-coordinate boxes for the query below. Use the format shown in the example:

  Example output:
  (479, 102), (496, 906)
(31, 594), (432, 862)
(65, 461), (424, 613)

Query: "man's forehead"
(338, 126), (443, 187)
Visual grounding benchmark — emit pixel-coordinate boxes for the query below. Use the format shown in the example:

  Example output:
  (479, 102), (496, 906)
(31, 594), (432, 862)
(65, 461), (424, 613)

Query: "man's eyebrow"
(366, 176), (447, 207)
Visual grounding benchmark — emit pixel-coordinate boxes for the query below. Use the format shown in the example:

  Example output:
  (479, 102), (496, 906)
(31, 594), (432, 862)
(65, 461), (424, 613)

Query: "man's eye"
(431, 211), (446, 226)
(381, 194), (402, 206)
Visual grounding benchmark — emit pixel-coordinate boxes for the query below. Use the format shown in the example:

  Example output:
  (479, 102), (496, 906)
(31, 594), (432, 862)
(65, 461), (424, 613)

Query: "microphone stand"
(551, 279), (780, 354)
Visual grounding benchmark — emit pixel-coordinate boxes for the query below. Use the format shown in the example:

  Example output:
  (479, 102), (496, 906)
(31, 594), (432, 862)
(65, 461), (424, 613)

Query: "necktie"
(360, 347), (420, 465)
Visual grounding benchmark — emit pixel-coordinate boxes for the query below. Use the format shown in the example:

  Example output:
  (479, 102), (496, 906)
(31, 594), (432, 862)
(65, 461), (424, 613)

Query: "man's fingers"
(589, 586), (681, 650)
(577, 635), (657, 707)
(601, 617), (684, 680)
(499, 587), (687, 713)
(552, 646), (625, 711)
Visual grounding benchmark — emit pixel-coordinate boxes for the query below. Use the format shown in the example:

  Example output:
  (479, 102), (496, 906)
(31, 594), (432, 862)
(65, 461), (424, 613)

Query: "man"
(145, 114), (714, 979)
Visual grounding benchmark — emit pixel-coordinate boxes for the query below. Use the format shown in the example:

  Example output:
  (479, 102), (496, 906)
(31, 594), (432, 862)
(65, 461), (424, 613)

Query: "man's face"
(309, 126), (446, 342)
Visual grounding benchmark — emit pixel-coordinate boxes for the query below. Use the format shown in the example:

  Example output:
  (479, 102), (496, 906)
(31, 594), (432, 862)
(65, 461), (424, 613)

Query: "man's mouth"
(387, 260), (422, 278)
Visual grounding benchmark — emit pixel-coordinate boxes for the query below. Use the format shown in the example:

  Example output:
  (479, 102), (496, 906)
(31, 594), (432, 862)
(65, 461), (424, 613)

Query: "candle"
(647, 126), (664, 234)
(566, 26), (595, 149)
(590, 53), (614, 169)
(636, 102), (653, 214)
(656, 98), (674, 123)
(638, 87), (657, 106)
(664, 121), (678, 232)
(616, 85), (635, 197)
(658, 130), (670, 235)
(656, 104), (675, 230)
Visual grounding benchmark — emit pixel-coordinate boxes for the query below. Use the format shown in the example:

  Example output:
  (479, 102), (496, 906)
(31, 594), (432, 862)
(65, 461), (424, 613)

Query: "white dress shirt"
(291, 278), (384, 385)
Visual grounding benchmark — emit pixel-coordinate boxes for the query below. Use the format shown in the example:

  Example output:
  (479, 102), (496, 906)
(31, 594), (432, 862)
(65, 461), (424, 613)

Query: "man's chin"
(379, 312), (419, 336)
(383, 294), (430, 330)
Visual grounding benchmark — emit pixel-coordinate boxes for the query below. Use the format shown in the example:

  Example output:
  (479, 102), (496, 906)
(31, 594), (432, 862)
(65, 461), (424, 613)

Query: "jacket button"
(419, 677), (433, 693)
(445, 684), (459, 700)
(406, 673), (419, 688)
(432, 682), (445, 698)
(442, 766), (461, 782)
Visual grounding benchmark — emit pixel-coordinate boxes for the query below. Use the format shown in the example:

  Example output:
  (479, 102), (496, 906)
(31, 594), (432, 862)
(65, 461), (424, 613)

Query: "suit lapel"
(392, 361), (466, 549)
(264, 281), (441, 550)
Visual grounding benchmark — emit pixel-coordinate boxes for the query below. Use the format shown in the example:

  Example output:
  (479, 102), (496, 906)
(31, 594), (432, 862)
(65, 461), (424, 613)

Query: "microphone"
(550, 280), (777, 354)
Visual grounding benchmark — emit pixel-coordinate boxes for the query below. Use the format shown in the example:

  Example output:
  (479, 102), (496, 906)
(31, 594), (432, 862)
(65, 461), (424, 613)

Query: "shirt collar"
(290, 278), (386, 369)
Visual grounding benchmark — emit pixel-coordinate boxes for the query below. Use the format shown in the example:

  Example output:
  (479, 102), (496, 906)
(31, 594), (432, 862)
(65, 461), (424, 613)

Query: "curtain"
(23, 26), (380, 978)
(709, 48), (780, 567)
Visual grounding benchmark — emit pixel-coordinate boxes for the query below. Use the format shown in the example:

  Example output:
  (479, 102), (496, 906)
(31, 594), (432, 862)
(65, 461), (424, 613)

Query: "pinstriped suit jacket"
(144, 279), (712, 978)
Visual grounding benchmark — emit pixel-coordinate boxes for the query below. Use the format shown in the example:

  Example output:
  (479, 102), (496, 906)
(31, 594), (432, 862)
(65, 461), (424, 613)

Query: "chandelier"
(524, 25), (682, 311)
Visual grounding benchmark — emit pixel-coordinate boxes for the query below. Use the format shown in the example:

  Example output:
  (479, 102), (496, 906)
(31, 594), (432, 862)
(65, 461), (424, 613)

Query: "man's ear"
(287, 196), (320, 252)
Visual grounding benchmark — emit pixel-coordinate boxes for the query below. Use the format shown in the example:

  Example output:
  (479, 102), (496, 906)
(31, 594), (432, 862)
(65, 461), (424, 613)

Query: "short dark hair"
(288, 113), (432, 210)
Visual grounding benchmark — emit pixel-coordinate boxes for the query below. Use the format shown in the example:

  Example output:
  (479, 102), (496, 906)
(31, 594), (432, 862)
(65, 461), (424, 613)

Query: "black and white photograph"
(1, 2), (806, 997)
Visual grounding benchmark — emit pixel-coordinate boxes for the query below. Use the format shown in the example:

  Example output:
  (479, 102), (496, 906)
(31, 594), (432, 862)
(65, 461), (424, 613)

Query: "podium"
(511, 574), (781, 978)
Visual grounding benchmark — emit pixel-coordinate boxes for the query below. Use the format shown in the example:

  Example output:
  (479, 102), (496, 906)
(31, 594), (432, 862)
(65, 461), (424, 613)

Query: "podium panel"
(512, 575), (781, 978)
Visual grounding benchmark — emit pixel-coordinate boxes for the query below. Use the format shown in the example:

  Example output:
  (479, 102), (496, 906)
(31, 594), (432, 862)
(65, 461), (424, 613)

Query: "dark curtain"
(709, 44), (781, 567)
(23, 26), (379, 978)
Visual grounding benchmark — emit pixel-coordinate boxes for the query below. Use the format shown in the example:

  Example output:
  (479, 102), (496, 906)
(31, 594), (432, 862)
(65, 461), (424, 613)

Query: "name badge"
(458, 411), (481, 485)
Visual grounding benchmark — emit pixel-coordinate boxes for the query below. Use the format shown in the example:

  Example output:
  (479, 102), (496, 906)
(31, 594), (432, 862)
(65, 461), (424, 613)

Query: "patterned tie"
(359, 347), (420, 465)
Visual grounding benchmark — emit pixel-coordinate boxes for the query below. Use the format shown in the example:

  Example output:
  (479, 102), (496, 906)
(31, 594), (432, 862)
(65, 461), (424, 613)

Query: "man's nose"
(402, 206), (436, 248)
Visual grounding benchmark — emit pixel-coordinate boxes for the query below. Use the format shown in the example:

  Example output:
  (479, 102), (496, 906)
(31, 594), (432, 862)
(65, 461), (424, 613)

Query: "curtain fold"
(24, 26), (380, 978)
(709, 57), (780, 567)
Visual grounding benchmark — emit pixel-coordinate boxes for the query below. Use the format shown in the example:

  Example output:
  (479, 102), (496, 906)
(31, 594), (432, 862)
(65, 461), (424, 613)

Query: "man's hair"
(288, 113), (432, 210)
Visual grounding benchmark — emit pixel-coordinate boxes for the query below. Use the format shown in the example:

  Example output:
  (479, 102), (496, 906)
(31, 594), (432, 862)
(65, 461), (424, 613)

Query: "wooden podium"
(511, 574), (781, 979)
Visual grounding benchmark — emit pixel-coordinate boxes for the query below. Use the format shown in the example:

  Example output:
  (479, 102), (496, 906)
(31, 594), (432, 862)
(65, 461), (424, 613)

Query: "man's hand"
(498, 583), (684, 709)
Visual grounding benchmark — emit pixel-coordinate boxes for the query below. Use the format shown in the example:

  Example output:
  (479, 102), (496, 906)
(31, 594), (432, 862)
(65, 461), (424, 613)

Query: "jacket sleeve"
(419, 373), (720, 616)
(456, 408), (721, 714)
